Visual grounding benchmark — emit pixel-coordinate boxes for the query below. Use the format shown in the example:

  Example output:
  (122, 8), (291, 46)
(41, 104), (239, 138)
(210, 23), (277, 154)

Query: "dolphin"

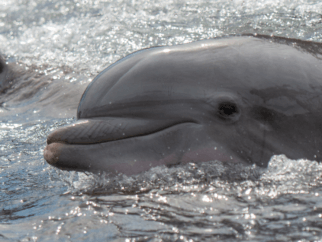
(0, 57), (9, 93)
(44, 35), (322, 175)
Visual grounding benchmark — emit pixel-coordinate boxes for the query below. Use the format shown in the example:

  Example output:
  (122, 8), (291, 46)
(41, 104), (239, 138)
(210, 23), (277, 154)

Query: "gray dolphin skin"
(0, 57), (9, 92)
(44, 35), (322, 175)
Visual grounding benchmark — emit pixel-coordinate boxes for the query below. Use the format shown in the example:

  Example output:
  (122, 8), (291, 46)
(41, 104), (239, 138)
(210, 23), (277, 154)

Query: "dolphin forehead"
(77, 40), (232, 118)
(77, 37), (248, 118)
(77, 37), (322, 119)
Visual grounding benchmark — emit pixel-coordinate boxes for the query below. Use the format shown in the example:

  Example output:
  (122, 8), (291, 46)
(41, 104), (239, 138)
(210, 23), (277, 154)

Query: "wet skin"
(0, 57), (9, 92)
(44, 36), (322, 175)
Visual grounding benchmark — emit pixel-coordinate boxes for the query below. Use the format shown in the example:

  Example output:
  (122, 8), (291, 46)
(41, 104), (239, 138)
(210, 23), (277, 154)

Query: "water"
(1, 0), (322, 241)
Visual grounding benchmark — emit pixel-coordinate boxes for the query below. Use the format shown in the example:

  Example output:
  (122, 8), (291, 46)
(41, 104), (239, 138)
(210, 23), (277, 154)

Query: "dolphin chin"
(44, 35), (322, 175)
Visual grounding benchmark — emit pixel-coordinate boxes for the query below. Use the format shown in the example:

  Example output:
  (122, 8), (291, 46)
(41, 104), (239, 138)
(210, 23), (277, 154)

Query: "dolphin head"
(44, 36), (322, 175)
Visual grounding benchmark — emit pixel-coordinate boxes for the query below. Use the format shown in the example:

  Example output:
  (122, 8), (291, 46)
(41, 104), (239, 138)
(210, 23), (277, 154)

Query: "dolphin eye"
(217, 101), (240, 121)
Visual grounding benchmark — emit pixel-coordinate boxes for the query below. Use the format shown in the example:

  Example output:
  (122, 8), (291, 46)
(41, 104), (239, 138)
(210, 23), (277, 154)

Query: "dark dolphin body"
(44, 36), (322, 175)
(0, 57), (9, 92)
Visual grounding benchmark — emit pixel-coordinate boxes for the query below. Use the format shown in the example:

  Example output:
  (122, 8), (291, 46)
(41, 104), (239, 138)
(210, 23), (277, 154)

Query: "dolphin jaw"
(43, 119), (200, 171)
(46, 118), (199, 146)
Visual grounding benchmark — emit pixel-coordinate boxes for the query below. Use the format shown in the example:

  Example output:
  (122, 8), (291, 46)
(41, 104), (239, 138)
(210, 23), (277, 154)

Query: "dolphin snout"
(44, 143), (62, 165)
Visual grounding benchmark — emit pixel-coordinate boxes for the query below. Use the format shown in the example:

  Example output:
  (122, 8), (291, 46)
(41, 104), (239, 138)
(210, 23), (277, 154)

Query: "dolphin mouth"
(44, 119), (200, 170)
(46, 118), (198, 146)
